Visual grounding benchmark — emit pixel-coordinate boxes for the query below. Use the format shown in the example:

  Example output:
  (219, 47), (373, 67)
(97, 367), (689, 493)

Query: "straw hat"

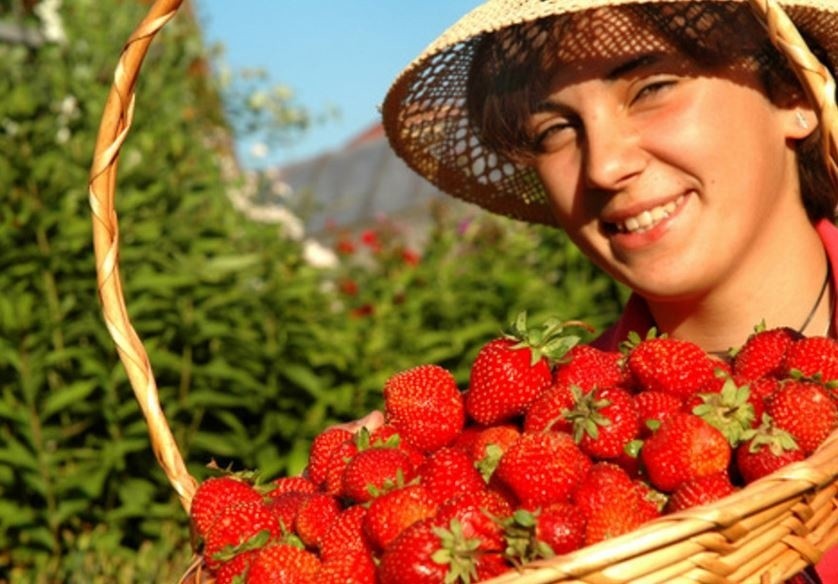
(381, 0), (838, 227)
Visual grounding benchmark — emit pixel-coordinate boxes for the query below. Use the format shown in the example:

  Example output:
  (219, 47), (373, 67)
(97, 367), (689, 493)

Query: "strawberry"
(294, 493), (342, 549)
(203, 501), (282, 572)
(190, 476), (264, 541)
(306, 427), (354, 488)
(782, 336), (838, 383)
(522, 381), (576, 434)
(318, 547), (377, 584)
(765, 380), (837, 454)
(633, 390), (682, 437)
(266, 491), (309, 534)
(418, 446), (486, 504)
(377, 518), (475, 584)
(363, 484), (439, 551)
(214, 551), (254, 584)
(465, 313), (583, 425)
(265, 476), (318, 498)
(323, 437), (361, 496)
(534, 503), (587, 556)
(383, 364), (465, 452)
(565, 385), (640, 460)
(626, 335), (716, 400)
(571, 462), (636, 520)
(665, 471), (737, 513)
(435, 490), (512, 554)
(494, 431), (592, 508)
(244, 542), (320, 584)
(640, 412), (731, 492)
(584, 493), (656, 546)
(468, 424), (521, 481)
(735, 415), (805, 484)
(690, 376), (758, 446)
(732, 325), (800, 381)
(319, 505), (371, 563)
(553, 344), (627, 391)
(341, 446), (416, 503)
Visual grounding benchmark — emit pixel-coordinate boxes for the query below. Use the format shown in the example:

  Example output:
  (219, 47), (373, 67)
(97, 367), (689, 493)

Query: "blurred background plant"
(0, 0), (622, 581)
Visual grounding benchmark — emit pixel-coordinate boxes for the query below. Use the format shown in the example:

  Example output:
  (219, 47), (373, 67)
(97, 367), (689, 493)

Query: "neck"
(647, 219), (831, 353)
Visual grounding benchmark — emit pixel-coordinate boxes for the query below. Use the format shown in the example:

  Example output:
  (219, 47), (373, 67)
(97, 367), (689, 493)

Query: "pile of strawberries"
(188, 315), (838, 583)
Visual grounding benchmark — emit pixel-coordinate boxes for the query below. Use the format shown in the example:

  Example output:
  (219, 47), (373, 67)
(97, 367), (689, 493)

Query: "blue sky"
(194, 1), (478, 167)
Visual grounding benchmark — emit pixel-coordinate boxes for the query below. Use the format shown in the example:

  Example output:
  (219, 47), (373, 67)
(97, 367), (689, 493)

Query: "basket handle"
(747, 0), (838, 191)
(88, 0), (197, 513)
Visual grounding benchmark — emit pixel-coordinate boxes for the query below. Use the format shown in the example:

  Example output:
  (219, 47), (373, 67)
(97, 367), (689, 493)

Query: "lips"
(608, 194), (686, 234)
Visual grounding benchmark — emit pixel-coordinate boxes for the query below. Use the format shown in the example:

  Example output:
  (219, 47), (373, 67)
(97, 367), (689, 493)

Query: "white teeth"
(615, 196), (683, 234)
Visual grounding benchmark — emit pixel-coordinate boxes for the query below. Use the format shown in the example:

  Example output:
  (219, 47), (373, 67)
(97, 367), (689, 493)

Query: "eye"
(630, 78), (677, 105)
(532, 119), (578, 153)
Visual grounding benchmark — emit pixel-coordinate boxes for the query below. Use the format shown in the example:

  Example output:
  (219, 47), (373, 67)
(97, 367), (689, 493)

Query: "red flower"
(360, 229), (381, 252)
(401, 248), (420, 266)
(351, 304), (375, 318)
(339, 279), (359, 296)
(336, 238), (356, 255)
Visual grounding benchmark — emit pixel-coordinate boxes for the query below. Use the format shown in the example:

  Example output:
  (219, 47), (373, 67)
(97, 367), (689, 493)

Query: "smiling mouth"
(608, 195), (686, 234)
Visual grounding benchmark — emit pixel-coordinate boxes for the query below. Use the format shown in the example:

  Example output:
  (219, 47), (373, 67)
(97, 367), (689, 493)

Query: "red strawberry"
(306, 427), (354, 488)
(383, 364), (465, 452)
(633, 390), (682, 436)
(665, 471), (737, 513)
(733, 326), (800, 381)
(318, 547), (377, 584)
(341, 446), (416, 503)
(363, 485), (439, 551)
(735, 415), (805, 484)
(766, 380), (837, 454)
(294, 493), (342, 549)
(468, 424), (521, 481)
(266, 476), (318, 498)
(494, 432), (592, 508)
(565, 385), (640, 460)
(640, 412), (731, 492)
(522, 381), (576, 434)
(465, 314), (583, 425)
(203, 501), (282, 572)
(782, 336), (838, 383)
(190, 476), (264, 540)
(571, 462), (637, 520)
(584, 494), (656, 546)
(245, 543), (320, 584)
(266, 491), (309, 534)
(378, 518), (487, 584)
(533, 503), (587, 556)
(323, 437), (360, 496)
(627, 335), (716, 400)
(690, 376), (758, 446)
(418, 446), (486, 504)
(319, 505), (371, 563)
(553, 344), (627, 391)
(214, 551), (254, 584)
(435, 490), (512, 554)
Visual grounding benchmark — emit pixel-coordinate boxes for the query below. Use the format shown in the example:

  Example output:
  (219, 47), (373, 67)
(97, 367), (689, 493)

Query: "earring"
(796, 110), (810, 130)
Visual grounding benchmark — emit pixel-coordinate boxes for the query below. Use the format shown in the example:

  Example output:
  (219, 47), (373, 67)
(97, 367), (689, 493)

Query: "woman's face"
(526, 8), (812, 302)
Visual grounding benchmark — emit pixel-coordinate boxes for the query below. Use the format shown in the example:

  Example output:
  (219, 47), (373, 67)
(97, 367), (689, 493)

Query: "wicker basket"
(88, 0), (838, 582)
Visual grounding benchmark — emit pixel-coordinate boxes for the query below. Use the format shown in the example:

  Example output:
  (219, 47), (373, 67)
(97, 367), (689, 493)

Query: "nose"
(582, 110), (645, 191)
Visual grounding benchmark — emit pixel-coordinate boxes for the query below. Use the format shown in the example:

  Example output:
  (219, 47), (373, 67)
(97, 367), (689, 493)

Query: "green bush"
(0, 1), (622, 579)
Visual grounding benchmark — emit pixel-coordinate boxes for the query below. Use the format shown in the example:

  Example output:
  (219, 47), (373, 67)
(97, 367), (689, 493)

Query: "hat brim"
(382, 0), (838, 227)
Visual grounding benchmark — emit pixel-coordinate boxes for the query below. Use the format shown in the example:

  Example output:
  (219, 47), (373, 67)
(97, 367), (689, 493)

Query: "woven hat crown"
(382, 0), (838, 226)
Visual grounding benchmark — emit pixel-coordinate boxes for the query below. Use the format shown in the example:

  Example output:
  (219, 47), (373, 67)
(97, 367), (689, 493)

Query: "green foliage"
(0, 0), (622, 580)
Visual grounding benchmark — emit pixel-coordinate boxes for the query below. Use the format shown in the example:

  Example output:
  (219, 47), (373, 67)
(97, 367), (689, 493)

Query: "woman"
(380, 0), (838, 580)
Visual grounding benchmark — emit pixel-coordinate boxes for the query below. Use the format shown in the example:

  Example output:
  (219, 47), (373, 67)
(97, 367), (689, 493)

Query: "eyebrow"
(532, 53), (665, 115)
(606, 53), (662, 80)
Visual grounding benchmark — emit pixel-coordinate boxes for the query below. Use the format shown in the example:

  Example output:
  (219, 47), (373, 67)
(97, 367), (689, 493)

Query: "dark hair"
(467, 3), (837, 221)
